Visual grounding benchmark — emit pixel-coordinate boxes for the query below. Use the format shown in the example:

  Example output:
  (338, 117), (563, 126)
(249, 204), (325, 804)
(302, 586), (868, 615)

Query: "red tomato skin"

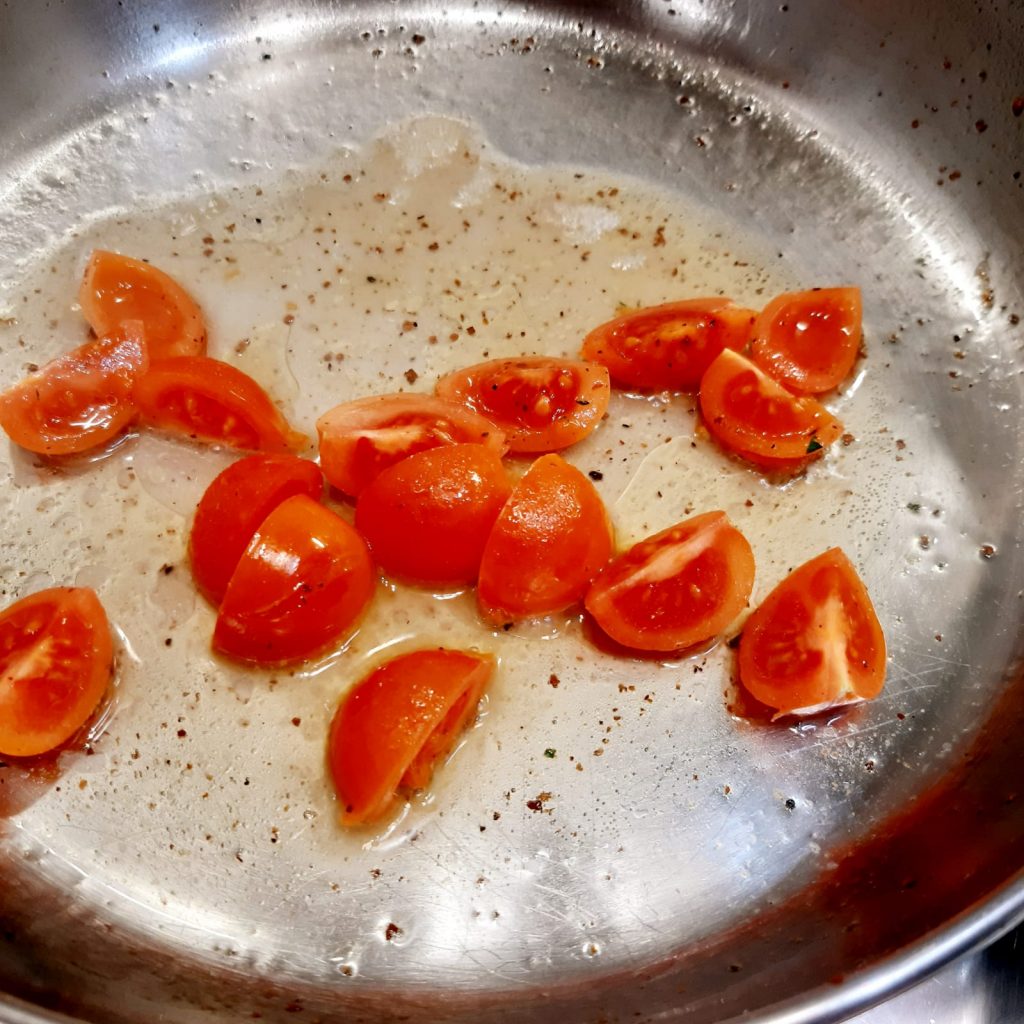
(751, 287), (862, 395)
(316, 392), (507, 497)
(699, 348), (843, 468)
(585, 511), (755, 652)
(738, 547), (886, 718)
(213, 495), (375, 665)
(0, 323), (148, 456)
(435, 357), (610, 453)
(133, 356), (307, 454)
(79, 249), (207, 359)
(328, 648), (494, 825)
(0, 587), (113, 758)
(477, 454), (613, 623)
(355, 444), (512, 586)
(581, 298), (756, 392)
(189, 454), (324, 605)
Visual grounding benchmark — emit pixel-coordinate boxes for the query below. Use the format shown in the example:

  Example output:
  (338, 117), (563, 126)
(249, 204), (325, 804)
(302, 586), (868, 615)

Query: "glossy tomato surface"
(134, 356), (307, 454)
(435, 356), (610, 453)
(585, 511), (755, 652)
(477, 453), (613, 623)
(355, 443), (511, 586)
(189, 454), (324, 605)
(328, 648), (494, 825)
(738, 547), (886, 718)
(0, 587), (113, 758)
(316, 392), (506, 497)
(79, 249), (206, 359)
(750, 287), (862, 394)
(699, 348), (843, 469)
(580, 298), (755, 392)
(0, 323), (148, 456)
(213, 494), (375, 665)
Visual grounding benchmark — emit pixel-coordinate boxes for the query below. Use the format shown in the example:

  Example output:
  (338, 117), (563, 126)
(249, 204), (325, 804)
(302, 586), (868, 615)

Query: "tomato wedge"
(355, 444), (511, 586)
(79, 250), (206, 359)
(699, 348), (843, 470)
(328, 648), (494, 825)
(213, 494), (375, 665)
(0, 587), (113, 758)
(737, 548), (885, 718)
(751, 287), (862, 394)
(134, 356), (307, 454)
(585, 511), (755, 652)
(435, 356), (610, 453)
(477, 454), (613, 623)
(0, 323), (148, 456)
(316, 392), (507, 497)
(580, 298), (756, 392)
(189, 454), (324, 605)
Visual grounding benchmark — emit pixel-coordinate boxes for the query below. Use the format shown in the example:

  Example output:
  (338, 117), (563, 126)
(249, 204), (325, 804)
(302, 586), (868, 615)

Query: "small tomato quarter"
(189, 454), (324, 605)
(354, 444), (511, 586)
(213, 494), (375, 665)
(134, 356), (307, 454)
(699, 348), (843, 470)
(580, 298), (755, 392)
(79, 249), (206, 359)
(751, 287), (862, 394)
(585, 511), (755, 652)
(0, 587), (114, 758)
(738, 548), (886, 718)
(316, 392), (507, 497)
(435, 356), (609, 453)
(477, 453), (613, 623)
(0, 323), (148, 456)
(328, 648), (494, 826)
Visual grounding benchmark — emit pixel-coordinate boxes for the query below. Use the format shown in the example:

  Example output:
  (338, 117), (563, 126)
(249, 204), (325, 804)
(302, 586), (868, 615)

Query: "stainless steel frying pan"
(1, 2), (1022, 1022)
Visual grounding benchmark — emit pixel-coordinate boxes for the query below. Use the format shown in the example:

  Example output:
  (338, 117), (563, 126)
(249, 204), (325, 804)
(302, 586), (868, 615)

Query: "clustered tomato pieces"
(0, 253), (885, 829)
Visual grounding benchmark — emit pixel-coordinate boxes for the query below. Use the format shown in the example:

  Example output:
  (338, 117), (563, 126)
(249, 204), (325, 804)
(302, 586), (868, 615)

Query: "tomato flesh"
(213, 494), (375, 665)
(355, 444), (512, 586)
(580, 298), (755, 392)
(699, 348), (843, 469)
(328, 648), (494, 825)
(0, 323), (148, 456)
(751, 287), (862, 394)
(134, 356), (307, 454)
(79, 250), (206, 359)
(585, 511), (755, 652)
(436, 357), (610, 453)
(0, 587), (113, 758)
(477, 454), (613, 623)
(189, 454), (324, 605)
(316, 392), (507, 497)
(738, 548), (886, 718)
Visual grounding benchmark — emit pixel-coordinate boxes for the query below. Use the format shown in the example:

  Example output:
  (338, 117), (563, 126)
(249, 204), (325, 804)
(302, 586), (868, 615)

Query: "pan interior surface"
(0, 2), (1022, 1023)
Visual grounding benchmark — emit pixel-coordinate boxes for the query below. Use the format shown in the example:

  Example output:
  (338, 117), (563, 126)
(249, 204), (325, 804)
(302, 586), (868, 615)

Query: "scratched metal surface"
(0, 2), (1023, 1023)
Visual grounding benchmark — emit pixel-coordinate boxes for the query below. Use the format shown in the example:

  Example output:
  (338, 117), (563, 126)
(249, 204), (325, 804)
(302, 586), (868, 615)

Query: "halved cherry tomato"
(751, 287), (862, 394)
(328, 648), (494, 825)
(355, 444), (511, 586)
(585, 511), (755, 652)
(737, 548), (885, 718)
(213, 494), (375, 665)
(580, 298), (756, 392)
(699, 348), (843, 470)
(0, 587), (113, 758)
(79, 250), (206, 359)
(477, 454), (613, 623)
(189, 454), (324, 605)
(0, 323), (148, 456)
(316, 393), (507, 497)
(134, 356), (307, 454)
(435, 356), (610, 453)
